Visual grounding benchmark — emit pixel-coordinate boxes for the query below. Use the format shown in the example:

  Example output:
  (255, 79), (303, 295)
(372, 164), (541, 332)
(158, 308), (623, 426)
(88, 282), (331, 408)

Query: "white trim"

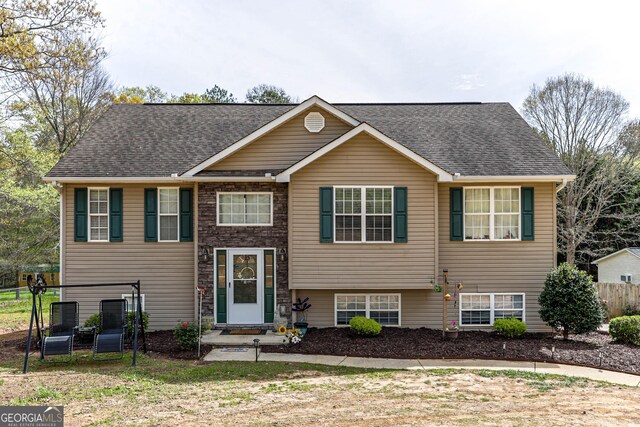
(182, 96), (360, 177)
(334, 293), (402, 326)
(592, 248), (640, 264)
(216, 192), (273, 227)
(276, 123), (453, 183)
(87, 187), (109, 242)
(458, 292), (526, 326)
(333, 186), (394, 244)
(454, 175), (576, 183)
(463, 186), (522, 241)
(157, 187), (180, 242)
(121, 293), (145, 312)
(213, 247), (277, 326)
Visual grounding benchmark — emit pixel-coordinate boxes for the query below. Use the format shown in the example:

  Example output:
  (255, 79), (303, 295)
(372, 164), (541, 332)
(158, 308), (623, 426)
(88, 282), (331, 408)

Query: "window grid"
(464, 187), (521, 241)
(334, 186), (394, 243)
(88, 188), (109, 242)
(335, 294), (401, 326)
(459, 293), (525, 326)
(217, 193), (273, 226)
(122, 294), (145, 313)
(158, 188), (179, 242)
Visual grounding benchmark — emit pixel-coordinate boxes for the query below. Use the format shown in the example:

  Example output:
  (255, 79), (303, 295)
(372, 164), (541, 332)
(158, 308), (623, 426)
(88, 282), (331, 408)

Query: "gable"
(205, 106), (354, 172)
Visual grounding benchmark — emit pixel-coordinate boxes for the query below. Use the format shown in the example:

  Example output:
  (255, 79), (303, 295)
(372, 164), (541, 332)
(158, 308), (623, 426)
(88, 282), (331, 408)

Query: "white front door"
(227, 249), (263, 324)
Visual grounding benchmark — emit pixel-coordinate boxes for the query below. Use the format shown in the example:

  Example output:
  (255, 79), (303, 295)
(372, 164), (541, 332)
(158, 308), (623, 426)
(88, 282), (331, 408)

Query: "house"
(44, 96), (574, 331)
(18, 264), (60, 287)
(593, 248), (640, 284)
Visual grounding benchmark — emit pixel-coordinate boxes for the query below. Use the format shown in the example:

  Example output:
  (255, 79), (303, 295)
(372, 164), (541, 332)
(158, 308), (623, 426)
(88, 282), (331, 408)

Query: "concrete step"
(201, 330), (286, 346)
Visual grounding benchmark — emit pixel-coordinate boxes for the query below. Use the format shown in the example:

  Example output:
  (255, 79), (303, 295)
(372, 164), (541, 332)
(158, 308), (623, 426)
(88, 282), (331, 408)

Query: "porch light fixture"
(278, 248), (287, 261)
(200, 247), (210, 263)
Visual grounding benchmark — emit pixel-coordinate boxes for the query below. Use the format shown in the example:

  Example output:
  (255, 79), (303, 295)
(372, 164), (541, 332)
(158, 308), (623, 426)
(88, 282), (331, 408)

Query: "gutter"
(44, 174), (277, 184)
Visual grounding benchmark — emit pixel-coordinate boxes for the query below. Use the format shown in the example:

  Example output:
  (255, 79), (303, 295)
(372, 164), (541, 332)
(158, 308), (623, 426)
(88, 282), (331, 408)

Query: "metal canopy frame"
(22, 280), (147, 374)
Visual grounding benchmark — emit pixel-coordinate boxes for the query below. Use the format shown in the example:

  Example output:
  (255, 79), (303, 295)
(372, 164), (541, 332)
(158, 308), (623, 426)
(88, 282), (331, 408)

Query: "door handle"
(228, 282), (231, 288)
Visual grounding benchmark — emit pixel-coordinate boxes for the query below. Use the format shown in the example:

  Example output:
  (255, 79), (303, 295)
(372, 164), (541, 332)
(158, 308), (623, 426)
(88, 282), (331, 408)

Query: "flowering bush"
(174, 321), (199, 350)
(446, 321), (459, 331)
(282, 329), (302, 345)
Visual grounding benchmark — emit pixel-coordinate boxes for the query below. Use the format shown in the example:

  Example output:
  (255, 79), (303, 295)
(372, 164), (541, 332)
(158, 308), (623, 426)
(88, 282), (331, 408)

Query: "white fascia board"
(180, 95), (360, 177)
(592, 248), (640, 265)
(453, 175), (576, 183)
(43, 176), (276, 184)
(276, 123), (454, 183)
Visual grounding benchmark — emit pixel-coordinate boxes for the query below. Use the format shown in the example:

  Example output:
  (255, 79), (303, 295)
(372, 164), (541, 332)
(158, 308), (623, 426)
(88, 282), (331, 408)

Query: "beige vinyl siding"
(289, 133), (437, 289)
(438, 182), (556, 331)
(63, 184), (195, 330)
(207, 107), (353, 171)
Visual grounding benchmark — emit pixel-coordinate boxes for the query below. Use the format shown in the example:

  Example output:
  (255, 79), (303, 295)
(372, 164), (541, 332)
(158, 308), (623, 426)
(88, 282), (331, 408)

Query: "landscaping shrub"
(493, 318), (527, 338)
(349, 316), (382, 337)
(609, 316), (640, 345)
(623, 305), (640, 316)
(127, 311), (150, 334)
(539, 263), (604, 340)
(84, 313), (100, 332)
(174, 321), (199, 350)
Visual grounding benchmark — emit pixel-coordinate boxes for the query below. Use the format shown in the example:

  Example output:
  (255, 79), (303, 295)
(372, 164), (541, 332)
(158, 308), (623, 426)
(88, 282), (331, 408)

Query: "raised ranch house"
(44, 96), (574, 332)
(593, 248), (640, 284)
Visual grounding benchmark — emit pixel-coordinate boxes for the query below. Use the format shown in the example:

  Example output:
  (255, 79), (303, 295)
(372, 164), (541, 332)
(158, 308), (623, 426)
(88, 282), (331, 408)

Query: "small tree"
(539, 263), (603, 340)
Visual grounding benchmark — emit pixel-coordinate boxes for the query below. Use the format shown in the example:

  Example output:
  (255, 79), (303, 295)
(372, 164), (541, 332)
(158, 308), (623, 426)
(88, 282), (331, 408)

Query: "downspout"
(51, 181), (64, 301)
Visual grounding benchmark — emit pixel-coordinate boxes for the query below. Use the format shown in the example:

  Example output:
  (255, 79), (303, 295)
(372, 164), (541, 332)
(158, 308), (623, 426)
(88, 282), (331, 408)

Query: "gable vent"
(304, 112), (325, 133)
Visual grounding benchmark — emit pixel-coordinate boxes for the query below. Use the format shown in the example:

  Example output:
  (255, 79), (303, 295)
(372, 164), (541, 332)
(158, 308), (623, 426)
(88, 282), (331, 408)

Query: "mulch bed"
(262, 327), (640, 375)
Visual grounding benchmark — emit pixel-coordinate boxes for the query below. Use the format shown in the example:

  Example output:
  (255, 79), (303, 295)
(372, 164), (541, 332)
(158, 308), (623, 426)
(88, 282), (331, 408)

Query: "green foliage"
(493, 318), (527, 338)
(113, 85), (167, 103)
(623, 305), (640, 316)
(84, 313), (100, 332)
(127, 311), (149, 333)
(349, 316), (382, 337)
(538, 263), (604, 339)
(202, 85), (236, 103)
(609, 316), (640, 345)
(174, 321), (199, 350)
(245, 84), (294, 104)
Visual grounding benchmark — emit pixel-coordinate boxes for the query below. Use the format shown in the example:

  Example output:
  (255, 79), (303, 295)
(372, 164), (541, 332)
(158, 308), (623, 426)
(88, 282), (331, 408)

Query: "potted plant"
(292, 297), (311, 337)
(444, 321), (459, 340)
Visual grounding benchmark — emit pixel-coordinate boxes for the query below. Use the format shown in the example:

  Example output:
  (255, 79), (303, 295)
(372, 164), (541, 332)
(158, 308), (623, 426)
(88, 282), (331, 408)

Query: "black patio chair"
(40, 301), (79, 362)
(93, 299), (128, 360)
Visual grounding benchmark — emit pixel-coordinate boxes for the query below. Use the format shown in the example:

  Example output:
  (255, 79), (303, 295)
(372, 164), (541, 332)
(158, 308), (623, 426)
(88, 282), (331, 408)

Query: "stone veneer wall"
(198, 182), (290, 322)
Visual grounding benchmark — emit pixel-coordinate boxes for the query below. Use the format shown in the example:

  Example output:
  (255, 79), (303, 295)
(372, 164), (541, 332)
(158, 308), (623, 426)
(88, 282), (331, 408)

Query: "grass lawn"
(1, 351), (640, 426)
(0, 292), (59, 334)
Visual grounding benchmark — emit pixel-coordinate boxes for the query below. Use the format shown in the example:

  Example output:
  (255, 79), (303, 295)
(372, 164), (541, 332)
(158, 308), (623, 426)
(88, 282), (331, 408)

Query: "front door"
(227, 249), (263, 324)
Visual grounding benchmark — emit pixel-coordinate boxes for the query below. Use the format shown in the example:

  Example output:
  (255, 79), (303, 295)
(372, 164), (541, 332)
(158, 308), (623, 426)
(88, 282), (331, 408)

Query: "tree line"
(1, 0), (638, 287)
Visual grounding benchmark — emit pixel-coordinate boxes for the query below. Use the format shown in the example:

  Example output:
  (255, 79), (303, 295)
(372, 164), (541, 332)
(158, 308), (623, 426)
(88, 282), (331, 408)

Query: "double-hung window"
(217, 193), (272, 226)
(464, 187), (520, 240)
(335, 294), (400, 326)
(460, 293), (525, 326)
(158, 188), (179, 242)
(122, 293), (145, 313)
(88, 188), (109, 242)
(334, 186), (393, 242)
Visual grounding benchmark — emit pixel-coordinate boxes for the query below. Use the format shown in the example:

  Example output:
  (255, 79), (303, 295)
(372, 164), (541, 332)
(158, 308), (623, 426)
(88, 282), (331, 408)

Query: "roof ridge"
(133, 101), (495, 106)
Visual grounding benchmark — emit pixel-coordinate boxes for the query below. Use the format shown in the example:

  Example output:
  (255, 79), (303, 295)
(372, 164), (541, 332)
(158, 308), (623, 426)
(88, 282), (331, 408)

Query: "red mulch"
(261, 327), (640, 375)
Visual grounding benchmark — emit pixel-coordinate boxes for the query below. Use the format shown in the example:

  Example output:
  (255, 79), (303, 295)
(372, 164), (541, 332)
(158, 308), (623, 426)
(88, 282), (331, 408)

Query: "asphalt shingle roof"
(47, 102), (572, 178)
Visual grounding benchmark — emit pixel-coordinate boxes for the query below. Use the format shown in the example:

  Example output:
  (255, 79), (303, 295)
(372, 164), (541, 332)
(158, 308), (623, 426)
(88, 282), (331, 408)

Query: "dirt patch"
(263, 327), (640, 374)
(144, 330), (212, 360)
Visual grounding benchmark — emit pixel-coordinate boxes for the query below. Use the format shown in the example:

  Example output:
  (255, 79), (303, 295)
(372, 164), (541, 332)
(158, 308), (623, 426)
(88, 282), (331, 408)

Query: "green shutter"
(450, 187), (464, 241)
(521, 187), (535, 241)
(179, 188), (193, 242)
(264, 250), (275, 323)
(109, 188), (123, 242)
(144, 188), (157, 242)
(319, 187), (333, 243)
(74, 188), (88, 242)
(216, 250), (227, 324)
(394, 187), (408, 243)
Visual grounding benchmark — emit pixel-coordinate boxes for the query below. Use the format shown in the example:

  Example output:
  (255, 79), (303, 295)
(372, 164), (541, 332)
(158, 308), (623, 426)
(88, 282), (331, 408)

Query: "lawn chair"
(93, 299), (128, 360)
(40, 301), (79, 362)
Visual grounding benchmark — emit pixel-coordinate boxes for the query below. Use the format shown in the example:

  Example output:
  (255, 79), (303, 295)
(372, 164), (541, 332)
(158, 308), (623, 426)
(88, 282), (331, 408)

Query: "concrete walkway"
(204, 349), (640, 387)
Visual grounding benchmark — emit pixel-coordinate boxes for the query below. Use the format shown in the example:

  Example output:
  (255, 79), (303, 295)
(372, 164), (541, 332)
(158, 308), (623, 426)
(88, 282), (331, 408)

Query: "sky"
(97, 0), (640, 116)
